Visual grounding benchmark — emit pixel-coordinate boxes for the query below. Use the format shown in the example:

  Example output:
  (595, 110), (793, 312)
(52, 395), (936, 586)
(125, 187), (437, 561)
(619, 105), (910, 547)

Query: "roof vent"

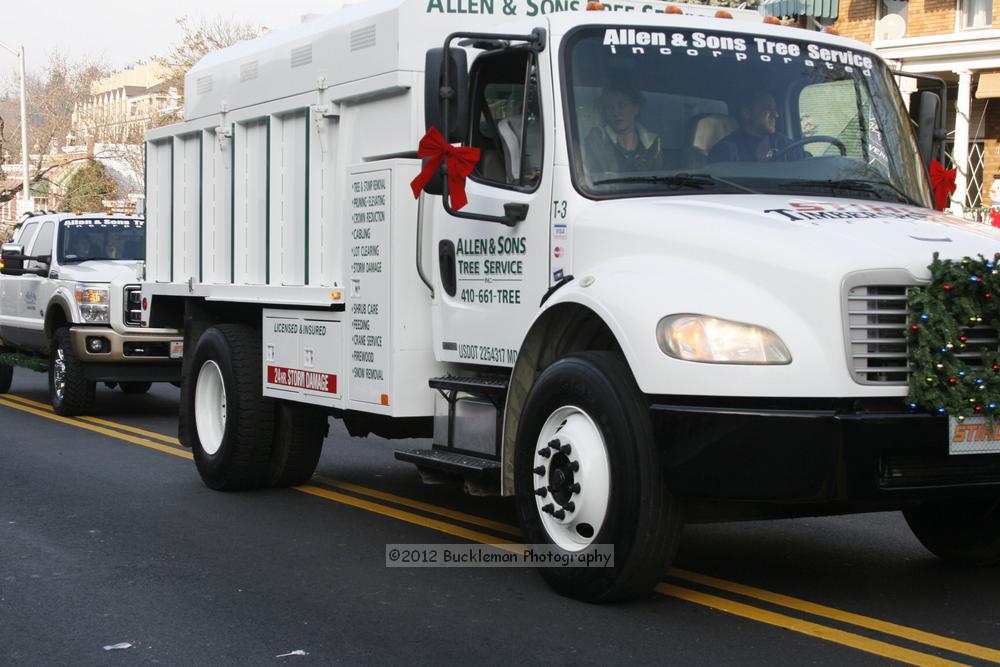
(240, 61), (259, 82)
(196, 75), (213, 94)
(350, 25), (376, 51)
(291, 45), (313, 68)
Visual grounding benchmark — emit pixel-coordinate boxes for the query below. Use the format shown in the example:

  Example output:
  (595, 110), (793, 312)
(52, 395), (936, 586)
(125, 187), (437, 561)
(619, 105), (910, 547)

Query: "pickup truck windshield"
(58, 218), (146, 263)
(564, 26), (930, 206)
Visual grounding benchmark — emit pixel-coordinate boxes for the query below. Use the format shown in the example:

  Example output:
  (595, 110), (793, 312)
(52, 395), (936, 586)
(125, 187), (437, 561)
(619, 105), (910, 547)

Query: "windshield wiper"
(593, 173), (758, 194)
(62, 256), (114, 263)
(776, 178), (920, 206)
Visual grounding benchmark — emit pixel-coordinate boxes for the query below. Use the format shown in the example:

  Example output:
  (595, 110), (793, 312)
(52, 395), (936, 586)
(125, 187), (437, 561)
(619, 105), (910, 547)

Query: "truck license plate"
(169, 341), (184, 359)
(948, 416), (1000, 455)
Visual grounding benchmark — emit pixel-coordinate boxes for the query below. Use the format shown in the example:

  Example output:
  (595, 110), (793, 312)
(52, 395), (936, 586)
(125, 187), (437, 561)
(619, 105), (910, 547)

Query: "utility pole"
(0, 40), (33, 214)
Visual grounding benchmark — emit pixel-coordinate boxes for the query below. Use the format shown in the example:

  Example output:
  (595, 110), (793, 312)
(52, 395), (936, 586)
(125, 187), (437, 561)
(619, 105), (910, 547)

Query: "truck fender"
(44, 292), (75, 341)
(499, 256), (825, 495)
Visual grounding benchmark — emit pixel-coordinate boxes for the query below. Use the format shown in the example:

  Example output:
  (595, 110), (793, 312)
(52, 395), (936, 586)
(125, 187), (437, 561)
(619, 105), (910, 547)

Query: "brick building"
(835, 0), (1000, 214)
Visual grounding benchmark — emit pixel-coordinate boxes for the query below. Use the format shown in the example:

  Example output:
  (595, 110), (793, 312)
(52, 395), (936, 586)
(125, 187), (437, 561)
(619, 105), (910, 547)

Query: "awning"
(976, 71), (1000, 99)
(759, 0), (839, 20)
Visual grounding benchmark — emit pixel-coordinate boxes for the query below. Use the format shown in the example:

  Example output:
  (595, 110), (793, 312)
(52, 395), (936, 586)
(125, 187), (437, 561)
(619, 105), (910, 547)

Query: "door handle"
(438, 240), (457, 297)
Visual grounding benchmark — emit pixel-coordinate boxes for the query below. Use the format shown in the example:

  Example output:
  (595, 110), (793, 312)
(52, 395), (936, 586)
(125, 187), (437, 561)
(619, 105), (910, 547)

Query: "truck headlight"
(656, 314), (791, 365)
(76, 283), (110, 324)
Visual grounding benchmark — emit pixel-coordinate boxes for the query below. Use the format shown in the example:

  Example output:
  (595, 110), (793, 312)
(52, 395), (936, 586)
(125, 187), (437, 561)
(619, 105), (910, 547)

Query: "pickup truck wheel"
(120, 381), (152, 394)
(904, 498), (1000, 565)
(0, 363), (12, 393)
(186, 324), (275, 491)
(266, 401), (328, 487)
(514, 351), (680, 602)
(49, 328), (96, 416)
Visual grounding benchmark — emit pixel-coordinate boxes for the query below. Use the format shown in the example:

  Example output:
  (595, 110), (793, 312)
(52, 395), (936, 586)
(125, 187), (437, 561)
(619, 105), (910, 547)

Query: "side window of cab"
(469, 49), (543, 190)
(26, 222), (54, 271)
(15, 221), (39, 249)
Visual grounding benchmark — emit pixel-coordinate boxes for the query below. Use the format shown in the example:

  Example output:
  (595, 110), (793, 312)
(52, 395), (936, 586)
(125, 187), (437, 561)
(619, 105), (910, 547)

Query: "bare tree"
(156, 15), (264, 125)
(0, 51), (107, 204)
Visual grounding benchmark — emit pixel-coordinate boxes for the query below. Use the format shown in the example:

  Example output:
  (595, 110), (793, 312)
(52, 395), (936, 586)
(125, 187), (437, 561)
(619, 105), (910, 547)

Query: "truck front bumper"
(651, 399), (1000, 520)
(70, 326), (182, 379)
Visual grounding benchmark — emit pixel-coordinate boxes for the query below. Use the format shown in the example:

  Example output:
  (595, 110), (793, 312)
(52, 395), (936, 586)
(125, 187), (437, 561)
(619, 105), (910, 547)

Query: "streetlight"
(0, 39), (31, 215)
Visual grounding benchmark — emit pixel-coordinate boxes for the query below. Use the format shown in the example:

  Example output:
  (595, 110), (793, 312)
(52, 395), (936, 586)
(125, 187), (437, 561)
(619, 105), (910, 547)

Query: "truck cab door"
(432, 48), (553, 368)
(19, 220), (54, 350)
(0, 220), (39, 345)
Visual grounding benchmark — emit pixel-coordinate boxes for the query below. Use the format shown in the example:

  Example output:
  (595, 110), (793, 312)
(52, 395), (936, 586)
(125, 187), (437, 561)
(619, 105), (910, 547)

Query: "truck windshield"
(58, 218), (146, 263)
(563, 26), (930, 206)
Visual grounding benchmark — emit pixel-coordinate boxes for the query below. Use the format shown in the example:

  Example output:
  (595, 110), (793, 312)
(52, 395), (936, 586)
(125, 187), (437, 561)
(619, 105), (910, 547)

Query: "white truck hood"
(574, 195), (1000, 281)
(57, 260), (142, 284)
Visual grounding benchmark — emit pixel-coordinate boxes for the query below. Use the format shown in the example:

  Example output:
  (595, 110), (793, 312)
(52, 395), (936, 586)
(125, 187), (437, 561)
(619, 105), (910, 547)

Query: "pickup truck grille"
(124, 286), (142, 327)
(847, 284), (999, 385)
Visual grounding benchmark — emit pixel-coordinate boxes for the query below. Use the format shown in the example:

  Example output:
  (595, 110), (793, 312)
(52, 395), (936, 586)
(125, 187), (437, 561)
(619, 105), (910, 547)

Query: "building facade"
(71, 62), (180, 144)
(836, 0), (1000, 215)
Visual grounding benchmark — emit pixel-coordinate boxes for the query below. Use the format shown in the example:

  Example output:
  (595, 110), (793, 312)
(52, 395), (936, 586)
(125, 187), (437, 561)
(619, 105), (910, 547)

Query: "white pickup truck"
(0, 212), (182, 414)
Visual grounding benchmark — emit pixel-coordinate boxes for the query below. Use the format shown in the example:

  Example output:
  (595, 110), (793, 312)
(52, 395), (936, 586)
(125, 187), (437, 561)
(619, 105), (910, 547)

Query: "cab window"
(15, 221), (39, 248)
(26, 222), (54, 271)
(469, 50), (542, 190)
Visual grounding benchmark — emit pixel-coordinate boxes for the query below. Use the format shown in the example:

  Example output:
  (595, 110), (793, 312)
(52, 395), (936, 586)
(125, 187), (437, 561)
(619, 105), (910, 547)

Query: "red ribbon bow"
(409, 127), (480, 211)
(929, 159), (957, 211)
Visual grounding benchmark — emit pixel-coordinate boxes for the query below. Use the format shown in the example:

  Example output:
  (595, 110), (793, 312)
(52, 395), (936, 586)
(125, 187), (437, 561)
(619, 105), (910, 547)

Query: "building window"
(876, 0), (908, 39)
(959, 0), (992, 29)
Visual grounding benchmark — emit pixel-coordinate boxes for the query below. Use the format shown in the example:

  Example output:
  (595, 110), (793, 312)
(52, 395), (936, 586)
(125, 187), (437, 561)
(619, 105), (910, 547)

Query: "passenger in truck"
(708, 91), (806, 163)
(583, 82), (663, 176)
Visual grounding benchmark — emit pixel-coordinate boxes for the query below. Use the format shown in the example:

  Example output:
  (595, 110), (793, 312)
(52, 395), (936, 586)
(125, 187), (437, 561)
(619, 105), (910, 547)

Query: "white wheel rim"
(194, 360), (227, 456)
(532, 405), (611, 552)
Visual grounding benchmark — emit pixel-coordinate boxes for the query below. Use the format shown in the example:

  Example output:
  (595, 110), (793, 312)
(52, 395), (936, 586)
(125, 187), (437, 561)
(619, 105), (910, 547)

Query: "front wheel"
(184, 324), (275, 490)
(49, 328), (96, 416)
(514, 351), (681, 602)
(904, 499), (1000, 565)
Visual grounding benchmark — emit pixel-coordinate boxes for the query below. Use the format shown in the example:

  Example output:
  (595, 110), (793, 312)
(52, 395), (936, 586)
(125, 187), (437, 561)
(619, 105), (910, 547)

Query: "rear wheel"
(514, 351), (680, 602)
(904, 498), (1000, 565)
(185, 324), (275, 490)
(49, 328), (96, 416)
(120, 381), (152, 394)
(266, 401), (328, 487)
(0, 362), (12, 393)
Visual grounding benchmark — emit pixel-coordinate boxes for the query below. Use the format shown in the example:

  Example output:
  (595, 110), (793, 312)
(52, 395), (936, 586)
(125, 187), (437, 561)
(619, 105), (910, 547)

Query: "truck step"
(429, 373), (509, 399)
(394, 448), (501, 481)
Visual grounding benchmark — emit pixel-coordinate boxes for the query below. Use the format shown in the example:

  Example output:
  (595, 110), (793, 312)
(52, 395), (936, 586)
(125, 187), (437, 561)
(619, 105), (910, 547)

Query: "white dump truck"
(141, 0), (1000, 600)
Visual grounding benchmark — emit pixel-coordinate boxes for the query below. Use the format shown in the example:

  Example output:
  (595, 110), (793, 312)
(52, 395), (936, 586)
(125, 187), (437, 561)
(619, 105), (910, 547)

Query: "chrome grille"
(124, 285), (142, 327)
(848, 284), (1000, 385)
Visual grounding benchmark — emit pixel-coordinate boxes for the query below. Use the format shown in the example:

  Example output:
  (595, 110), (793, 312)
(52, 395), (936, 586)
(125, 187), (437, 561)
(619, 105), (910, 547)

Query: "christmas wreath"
(907, 252), (1000, 422)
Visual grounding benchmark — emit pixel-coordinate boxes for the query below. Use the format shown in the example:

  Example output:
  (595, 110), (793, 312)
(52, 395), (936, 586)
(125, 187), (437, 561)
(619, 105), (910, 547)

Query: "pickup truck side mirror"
(1, 243), (49, 276)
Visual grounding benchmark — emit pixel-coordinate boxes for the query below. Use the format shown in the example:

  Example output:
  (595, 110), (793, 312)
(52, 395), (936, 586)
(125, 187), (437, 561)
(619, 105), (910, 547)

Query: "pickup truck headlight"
(657, 314), (791, 365)
(75, 283), (110, 324)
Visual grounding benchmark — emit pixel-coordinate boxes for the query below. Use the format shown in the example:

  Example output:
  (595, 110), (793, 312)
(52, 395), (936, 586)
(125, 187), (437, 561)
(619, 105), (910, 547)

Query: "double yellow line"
(1, 392), (998, 666)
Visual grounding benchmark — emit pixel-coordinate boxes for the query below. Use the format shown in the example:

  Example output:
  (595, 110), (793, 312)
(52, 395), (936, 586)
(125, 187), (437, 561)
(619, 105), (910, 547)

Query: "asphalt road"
(2, 367), (1000, 665)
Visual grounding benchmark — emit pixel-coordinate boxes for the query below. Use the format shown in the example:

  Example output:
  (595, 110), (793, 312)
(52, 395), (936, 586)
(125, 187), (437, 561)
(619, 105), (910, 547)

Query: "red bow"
(929, 159), (957, 211)
(409, 127), (480, 211)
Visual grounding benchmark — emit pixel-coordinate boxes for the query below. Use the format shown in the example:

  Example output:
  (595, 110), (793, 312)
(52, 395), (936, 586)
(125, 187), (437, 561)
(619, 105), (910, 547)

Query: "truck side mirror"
(910, 90), (942, 169)
(1, 243), (25, 275)
(424, 47), (469, 144)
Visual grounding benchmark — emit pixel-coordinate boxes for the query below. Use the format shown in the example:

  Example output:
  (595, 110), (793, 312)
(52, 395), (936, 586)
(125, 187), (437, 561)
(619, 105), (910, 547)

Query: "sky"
(1, 0), (346, 79)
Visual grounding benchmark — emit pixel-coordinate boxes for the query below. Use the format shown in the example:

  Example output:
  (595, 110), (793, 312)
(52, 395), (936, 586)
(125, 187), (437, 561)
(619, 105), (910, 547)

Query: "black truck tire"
(120, 381), (153, 394)
(0, 362), (12, 393)
(49, 328), (96, 416)
(904, 498), (1000, 565)
(514, 351), (681, 602)
(185, 324), (275, 491)
(266, 401), (328, 488)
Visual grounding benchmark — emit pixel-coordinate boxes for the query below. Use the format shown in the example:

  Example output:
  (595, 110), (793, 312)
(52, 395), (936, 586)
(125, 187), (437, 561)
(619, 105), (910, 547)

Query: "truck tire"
(120, 381), (152, 394)
(514, 351), (680, 602)
(904, 499), (1000, 565)
(266, 401), (328, 487)
(0, 363), (12, 393)
(49, 328), (96, 416)
(186, 324), (275, 491)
